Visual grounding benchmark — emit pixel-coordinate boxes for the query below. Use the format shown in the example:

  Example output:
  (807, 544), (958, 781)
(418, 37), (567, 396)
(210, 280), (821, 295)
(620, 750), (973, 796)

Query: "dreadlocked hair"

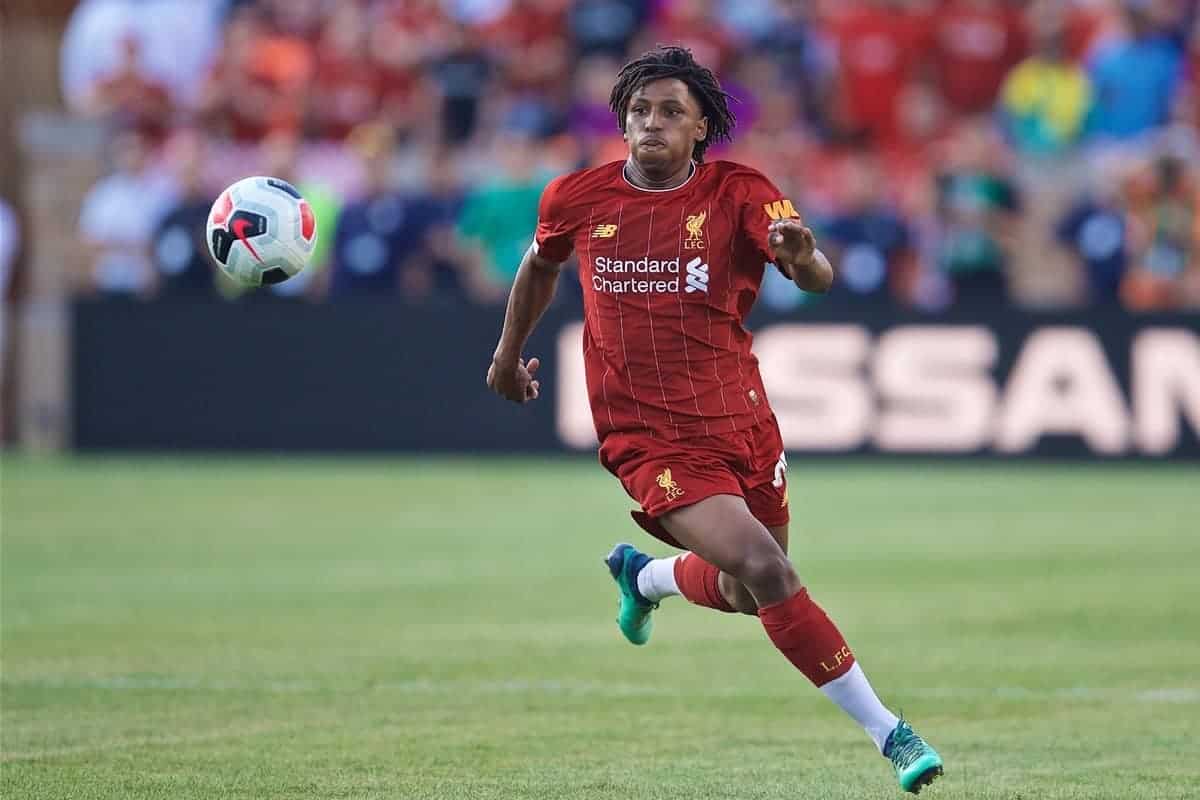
(609, 46), (736, 163)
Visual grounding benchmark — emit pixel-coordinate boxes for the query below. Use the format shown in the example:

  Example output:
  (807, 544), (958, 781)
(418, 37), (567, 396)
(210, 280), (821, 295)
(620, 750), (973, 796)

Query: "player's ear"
(696, 116), (708, 142)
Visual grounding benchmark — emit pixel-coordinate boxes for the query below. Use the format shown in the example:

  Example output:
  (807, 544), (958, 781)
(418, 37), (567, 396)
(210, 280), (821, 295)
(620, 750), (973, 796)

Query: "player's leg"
(610, 520), (785, 617)
(603, 443), (750, 640)
(694, 426), (793, 615)
(608, 424), (792, 617)
(643, 447), (790, 616)
(713, 523), (787, 614)
(660, 495), (943, 794)
(659, 494), (796, 605)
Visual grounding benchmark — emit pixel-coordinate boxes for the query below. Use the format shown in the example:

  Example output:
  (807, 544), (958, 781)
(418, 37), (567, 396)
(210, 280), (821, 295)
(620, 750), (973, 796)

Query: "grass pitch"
(2, 456), (1198, 799)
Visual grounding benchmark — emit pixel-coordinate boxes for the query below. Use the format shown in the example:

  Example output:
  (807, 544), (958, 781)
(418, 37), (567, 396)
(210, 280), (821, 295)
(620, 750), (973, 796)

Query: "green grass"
(2, 456), (1199, 799)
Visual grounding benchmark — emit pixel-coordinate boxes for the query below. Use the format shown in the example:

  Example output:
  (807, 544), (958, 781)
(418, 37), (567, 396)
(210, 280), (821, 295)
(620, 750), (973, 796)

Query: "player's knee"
(729, 549), (794, 596)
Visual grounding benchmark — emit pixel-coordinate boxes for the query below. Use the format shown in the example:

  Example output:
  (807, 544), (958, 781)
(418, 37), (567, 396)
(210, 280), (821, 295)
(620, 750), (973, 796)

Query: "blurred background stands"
(3, 0), (1199, 449)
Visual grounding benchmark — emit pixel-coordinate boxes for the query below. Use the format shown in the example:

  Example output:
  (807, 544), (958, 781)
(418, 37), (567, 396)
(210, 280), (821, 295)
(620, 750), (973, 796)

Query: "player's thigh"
(767, 523), (788, 554)
(658, 494), (786, 579)
(739, 420), (790, 555)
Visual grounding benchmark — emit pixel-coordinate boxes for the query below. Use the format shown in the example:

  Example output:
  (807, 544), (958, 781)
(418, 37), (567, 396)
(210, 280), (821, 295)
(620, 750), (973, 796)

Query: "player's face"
(624, 79), (708, 174)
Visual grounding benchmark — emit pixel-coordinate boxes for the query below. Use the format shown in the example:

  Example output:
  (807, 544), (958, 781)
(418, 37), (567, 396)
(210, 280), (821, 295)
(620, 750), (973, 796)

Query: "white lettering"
(996, 328), (1129, 454)
(757, 325), (872, 450)
(555, 321), (1197, 456)
(592, 275), (678, 293)
(1133, 329), (1200, 454)
(873, 326), (997, 451)
(593, 256), (680, 274)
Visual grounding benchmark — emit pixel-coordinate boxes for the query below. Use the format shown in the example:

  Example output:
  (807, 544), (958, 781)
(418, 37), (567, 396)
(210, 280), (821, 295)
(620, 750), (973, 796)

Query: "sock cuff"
(757, 587), (811, 617)
(674, 553), (737, 613)
(759, 588), (855, 686)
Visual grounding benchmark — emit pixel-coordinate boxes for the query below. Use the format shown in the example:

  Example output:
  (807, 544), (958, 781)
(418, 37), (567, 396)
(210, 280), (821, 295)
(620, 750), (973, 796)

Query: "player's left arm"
(740, 170), (834, 293)
(768, 219), (834, 293)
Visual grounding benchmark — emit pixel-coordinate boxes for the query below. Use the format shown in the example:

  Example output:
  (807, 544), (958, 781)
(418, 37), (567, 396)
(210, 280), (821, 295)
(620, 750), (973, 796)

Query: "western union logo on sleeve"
(762, 199), (799, 220)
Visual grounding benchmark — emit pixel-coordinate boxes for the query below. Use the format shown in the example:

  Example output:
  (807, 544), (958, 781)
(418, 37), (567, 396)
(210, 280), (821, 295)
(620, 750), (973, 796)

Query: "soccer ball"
(206, 176), (317, 287)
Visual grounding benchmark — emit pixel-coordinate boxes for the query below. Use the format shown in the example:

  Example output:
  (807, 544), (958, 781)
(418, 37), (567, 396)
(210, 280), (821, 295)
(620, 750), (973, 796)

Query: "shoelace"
(888, 725), (928, 768)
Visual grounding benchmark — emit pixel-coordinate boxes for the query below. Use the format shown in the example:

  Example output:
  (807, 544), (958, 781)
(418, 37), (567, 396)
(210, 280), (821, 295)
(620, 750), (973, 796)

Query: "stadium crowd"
(61, 0), (1200, 310)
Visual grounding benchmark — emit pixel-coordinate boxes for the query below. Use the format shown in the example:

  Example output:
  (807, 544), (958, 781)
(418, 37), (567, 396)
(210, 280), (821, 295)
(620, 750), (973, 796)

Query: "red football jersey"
(535, 159), (800, 442)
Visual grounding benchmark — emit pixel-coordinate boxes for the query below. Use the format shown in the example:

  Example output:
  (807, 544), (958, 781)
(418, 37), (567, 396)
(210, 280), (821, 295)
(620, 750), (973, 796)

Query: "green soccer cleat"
(884, 719), (944, 794)
(604, 543), (657, 646)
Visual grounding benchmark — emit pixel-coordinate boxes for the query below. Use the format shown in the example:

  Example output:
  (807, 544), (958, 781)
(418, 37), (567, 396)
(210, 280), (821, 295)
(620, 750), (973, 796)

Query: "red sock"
(673, 554), (737, 613)
(758, 588), (856, 687)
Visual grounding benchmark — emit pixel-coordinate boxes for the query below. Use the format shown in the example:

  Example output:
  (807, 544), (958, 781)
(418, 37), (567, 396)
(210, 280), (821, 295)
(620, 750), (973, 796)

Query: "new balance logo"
(684, 257), (709, 293)
(763, 198), (799, 220)
(592, 224), (618, 238)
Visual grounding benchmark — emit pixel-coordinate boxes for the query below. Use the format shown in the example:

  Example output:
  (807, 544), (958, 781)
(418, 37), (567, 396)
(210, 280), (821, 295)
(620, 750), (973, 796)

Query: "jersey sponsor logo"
(591, 256), (680, 293)
(587, 255), (711, 295)
(593, 256), (678, 274)
(684, 211), (706, 249)
(684, 257), (709, 293)
(592, 224), (618, 238)
(656, 468), (685, 501)
(763, 198), (799, 220)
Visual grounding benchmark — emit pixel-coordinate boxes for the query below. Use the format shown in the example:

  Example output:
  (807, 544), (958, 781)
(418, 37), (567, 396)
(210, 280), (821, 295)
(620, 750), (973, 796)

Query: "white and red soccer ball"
(206, 176), (317, 287)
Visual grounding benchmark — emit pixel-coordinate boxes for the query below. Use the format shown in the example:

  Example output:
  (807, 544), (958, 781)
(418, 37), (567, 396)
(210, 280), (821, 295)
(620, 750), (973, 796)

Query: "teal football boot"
(884, 719), (944, 794)
(604, 543), (656, 646)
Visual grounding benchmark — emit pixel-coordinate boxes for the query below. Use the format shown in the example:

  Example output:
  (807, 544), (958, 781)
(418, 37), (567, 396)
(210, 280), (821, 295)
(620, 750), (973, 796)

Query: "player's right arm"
(487, 245), (563, 403)
(487, 176), (574, 404)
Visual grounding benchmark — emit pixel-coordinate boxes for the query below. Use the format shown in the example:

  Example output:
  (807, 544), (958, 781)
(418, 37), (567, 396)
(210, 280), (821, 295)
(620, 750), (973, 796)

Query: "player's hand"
(487, 355), (541, 404)
(767, 219), (816, 278)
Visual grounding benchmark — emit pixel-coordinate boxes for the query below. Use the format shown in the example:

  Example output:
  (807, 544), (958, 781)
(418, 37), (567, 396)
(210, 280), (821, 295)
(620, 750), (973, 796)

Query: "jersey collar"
(621, 160), (698, 193)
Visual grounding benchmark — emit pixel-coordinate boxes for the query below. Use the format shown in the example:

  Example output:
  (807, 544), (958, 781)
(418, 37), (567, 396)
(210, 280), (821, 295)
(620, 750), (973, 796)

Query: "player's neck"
(623, 158), (695, 191)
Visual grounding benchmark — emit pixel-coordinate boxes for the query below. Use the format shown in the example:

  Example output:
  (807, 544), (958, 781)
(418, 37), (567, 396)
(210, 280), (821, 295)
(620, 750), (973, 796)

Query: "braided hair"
(609, 46), (736, 163)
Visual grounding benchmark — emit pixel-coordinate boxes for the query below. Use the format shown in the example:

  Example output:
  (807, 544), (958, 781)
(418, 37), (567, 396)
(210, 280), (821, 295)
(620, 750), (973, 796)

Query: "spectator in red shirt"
(369, 0), (455, 136)
(824, 0), (931, 146)
(199, 6), (313, 142)
(639, 0), (738, 76)
(484, 0), (570, 94)
(310, 2), (384, 141)
(80, 34), (173, 142)
(370, 0), (455, 81)
(932, 0), (1030, 115)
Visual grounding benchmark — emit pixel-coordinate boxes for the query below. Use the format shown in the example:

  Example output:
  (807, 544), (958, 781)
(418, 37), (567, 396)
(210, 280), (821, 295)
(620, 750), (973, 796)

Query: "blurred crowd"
(58, 0), (1200, 310)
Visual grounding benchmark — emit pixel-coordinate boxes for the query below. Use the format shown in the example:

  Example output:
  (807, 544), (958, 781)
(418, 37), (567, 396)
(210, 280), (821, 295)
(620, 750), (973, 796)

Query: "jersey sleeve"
(532, 175), (574, 263)
(739, 169), (802, 265)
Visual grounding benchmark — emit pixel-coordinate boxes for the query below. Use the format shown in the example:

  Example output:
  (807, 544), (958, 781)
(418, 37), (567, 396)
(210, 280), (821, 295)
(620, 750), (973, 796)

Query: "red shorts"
(598, 417), (790, 549)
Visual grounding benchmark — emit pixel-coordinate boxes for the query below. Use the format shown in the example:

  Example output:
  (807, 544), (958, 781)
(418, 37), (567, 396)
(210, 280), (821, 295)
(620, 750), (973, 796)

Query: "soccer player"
(487, 47), (944, 794)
